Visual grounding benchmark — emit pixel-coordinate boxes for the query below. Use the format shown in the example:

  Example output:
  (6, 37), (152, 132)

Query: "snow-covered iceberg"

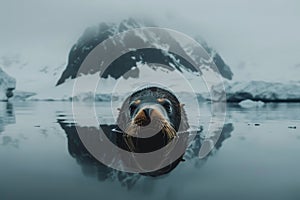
(212, 81), (300, 102)
(0, 68), (16, 101)
(238, 99), (265, 108)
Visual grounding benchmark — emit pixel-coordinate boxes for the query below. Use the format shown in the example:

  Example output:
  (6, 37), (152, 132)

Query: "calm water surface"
(0, 101), (300, 200)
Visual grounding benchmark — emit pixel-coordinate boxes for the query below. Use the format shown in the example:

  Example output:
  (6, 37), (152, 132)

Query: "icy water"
(0, 101), (300, 200)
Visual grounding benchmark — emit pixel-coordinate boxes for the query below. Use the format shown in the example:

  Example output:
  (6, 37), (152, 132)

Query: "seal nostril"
(134, 108), (152, 126)
(143, 108), (153, 120)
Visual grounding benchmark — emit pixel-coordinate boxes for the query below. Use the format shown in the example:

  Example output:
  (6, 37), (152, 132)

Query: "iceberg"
(0, 68), (16, 101)
(239, 99), (265, 108)
(212, 81), (300, 102)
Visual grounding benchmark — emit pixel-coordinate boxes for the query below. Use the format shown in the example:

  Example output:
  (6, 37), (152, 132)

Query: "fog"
(1, 0), (300, 82)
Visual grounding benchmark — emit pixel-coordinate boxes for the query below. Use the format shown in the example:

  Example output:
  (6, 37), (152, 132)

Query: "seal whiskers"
(116, 86), (189, 153)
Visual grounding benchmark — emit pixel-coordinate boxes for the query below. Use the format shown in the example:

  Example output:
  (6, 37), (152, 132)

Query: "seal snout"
(134, 108), (153, 126)
(133, 106), (165, 126)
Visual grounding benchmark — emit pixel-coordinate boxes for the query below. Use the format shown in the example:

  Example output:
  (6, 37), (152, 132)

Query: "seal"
(117, 86), (189, 153)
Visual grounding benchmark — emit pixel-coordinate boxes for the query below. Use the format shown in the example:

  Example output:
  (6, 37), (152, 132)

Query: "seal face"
(117, 86), (189, 153)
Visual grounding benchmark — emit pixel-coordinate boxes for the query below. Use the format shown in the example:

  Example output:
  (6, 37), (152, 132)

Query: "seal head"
(117, 86), (189, 153)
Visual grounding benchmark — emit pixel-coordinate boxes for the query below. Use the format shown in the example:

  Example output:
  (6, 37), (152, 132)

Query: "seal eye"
(161, 99), (172, 114)
(129, 102), (138, 116)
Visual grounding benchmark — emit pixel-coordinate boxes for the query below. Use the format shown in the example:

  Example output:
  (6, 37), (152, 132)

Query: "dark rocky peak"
(56, 18), (233, 86)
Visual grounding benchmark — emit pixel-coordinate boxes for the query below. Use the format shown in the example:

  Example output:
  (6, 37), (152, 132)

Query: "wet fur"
(117, 87), (189, 152)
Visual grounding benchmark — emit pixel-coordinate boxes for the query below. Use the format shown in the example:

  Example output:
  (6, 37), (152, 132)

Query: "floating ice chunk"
(239, 99), (265, 108)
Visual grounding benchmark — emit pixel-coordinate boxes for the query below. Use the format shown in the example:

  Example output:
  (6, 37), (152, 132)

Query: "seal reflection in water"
(117, 86), (189, 153)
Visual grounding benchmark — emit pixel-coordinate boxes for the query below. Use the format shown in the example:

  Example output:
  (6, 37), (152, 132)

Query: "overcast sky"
(1, 0), (300, 82)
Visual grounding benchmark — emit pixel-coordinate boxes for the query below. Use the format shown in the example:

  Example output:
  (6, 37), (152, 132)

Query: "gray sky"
(1, 0), (300, 83)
